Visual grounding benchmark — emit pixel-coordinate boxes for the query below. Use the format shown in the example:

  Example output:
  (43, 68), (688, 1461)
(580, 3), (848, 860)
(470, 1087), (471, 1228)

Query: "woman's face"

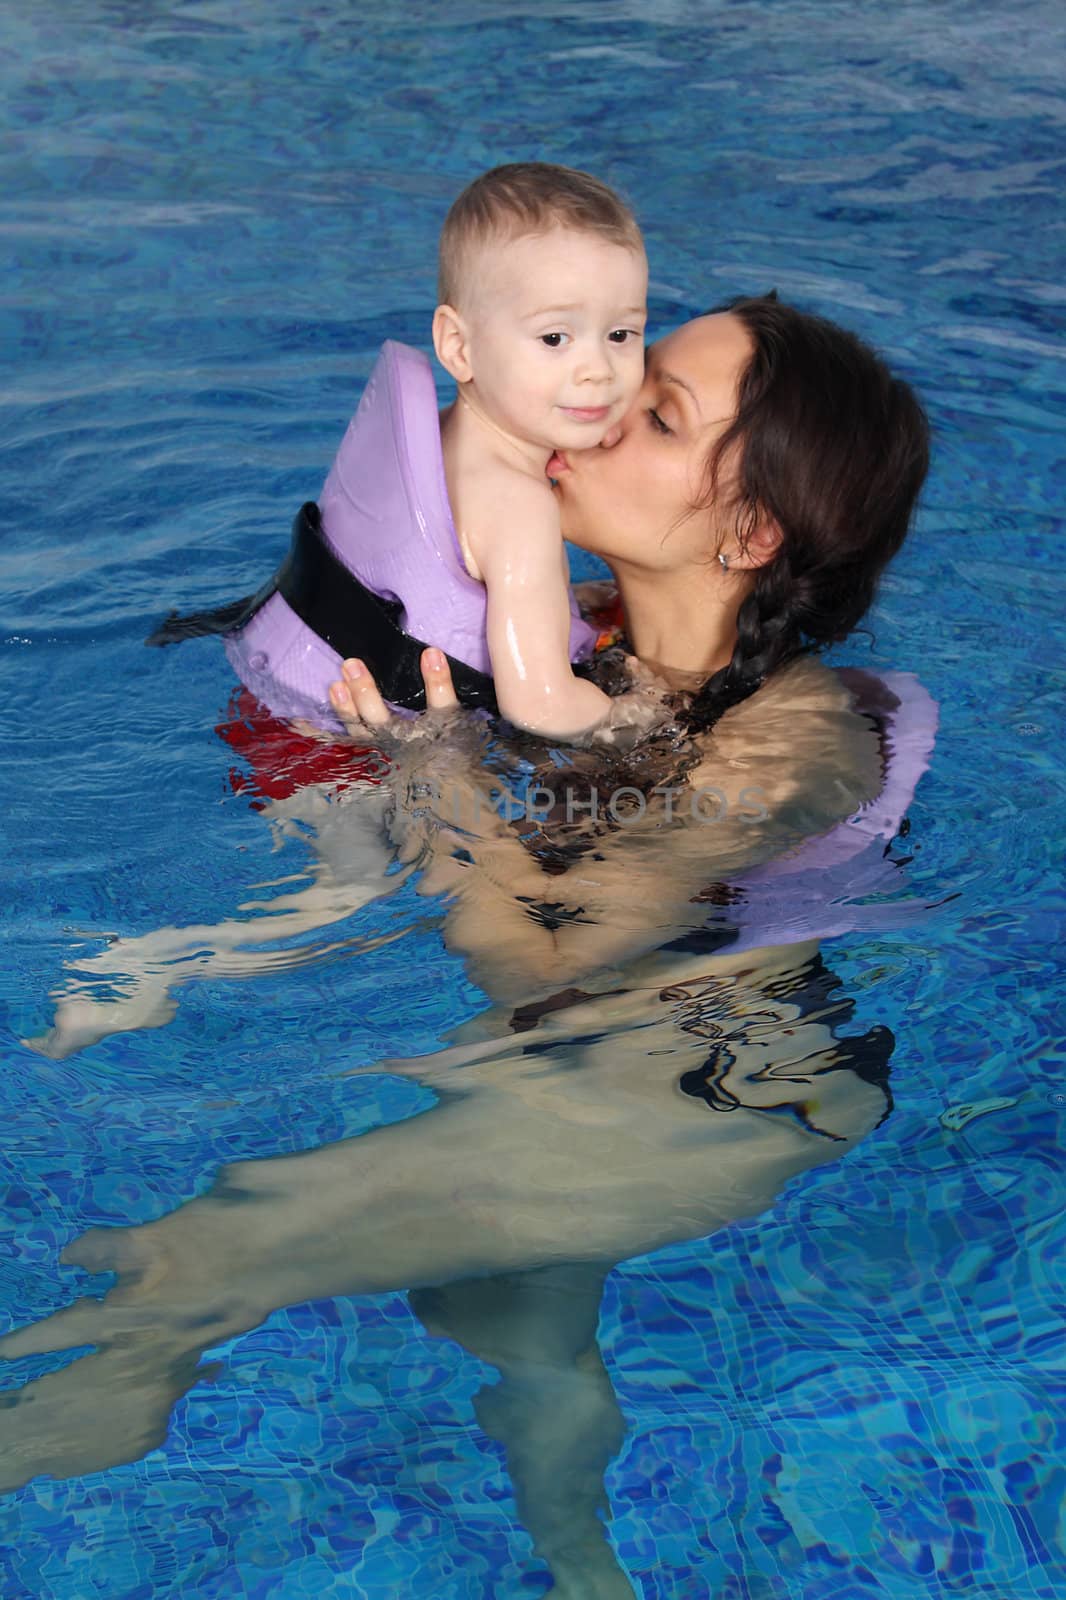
(551, 312), (753, 571)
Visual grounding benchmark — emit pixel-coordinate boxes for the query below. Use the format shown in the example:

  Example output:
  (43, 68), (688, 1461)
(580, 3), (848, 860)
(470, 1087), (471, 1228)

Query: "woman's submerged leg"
(0, 1075), (622, 1492)
(1, 939), (891, 1594)
(411, 1265), (638, 1599)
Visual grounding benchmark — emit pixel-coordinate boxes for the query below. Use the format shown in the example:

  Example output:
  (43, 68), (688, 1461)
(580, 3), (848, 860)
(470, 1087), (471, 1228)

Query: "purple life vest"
(225, 341), (597, 729)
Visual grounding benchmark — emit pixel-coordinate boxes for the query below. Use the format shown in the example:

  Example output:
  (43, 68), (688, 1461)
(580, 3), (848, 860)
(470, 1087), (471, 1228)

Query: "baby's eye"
(539, 332), (569, 348)
(608, 328), (641, 344)
(647, 408), (672, 435)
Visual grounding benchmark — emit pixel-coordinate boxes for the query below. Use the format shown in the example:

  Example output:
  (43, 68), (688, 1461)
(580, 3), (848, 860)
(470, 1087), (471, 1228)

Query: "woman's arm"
(331, 653), (883, 1005)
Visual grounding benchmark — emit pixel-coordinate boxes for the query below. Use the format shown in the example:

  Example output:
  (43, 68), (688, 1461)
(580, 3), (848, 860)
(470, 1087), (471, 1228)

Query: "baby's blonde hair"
(438, 162), (643, 307)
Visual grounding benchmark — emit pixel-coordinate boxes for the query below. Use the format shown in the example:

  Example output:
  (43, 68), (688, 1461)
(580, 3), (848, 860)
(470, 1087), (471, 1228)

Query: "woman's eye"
(539, 332), (568, 348)
(647, 408), (672, 435)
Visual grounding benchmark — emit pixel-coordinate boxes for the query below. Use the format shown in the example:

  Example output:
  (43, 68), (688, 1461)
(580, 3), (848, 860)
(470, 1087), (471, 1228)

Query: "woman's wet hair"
(680, 292), (931, 733)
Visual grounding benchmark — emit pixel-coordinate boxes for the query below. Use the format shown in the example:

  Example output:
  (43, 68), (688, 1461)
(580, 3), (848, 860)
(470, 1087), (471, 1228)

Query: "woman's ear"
(735, 512), (783, 570)
(432, 304), (474, 385)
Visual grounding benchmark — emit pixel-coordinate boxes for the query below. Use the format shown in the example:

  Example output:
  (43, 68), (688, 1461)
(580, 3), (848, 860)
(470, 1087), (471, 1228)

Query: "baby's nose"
(576, 346), (615, 382)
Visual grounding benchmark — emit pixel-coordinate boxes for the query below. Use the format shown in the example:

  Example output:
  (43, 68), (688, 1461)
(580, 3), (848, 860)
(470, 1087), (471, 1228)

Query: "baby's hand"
(621, 653), (664, 691)
(573, 657), (674, 752)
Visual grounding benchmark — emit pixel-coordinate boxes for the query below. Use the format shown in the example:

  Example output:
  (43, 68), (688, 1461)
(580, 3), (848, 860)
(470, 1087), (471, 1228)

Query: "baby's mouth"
(559, 405), (612, 423)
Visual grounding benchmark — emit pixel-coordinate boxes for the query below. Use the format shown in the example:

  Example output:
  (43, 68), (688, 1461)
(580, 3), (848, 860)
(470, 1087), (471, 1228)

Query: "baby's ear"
(432, 304), (473, 384)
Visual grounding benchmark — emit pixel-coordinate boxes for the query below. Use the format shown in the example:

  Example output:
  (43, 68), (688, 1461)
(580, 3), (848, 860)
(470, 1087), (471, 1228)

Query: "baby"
(431, 163), (653, 741)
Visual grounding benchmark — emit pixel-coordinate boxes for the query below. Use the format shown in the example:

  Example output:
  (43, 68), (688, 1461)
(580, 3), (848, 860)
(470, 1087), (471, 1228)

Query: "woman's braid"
(678, 294), (929, 735)
(682, 550), (813, 731)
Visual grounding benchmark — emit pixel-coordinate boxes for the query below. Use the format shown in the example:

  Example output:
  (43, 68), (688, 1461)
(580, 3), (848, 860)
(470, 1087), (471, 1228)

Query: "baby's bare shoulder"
(468, 456), (556, 514)
(463, 462), (561, 571)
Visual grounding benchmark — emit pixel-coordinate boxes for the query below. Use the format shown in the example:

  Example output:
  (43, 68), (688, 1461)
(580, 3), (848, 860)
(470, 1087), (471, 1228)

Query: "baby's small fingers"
(421, 648), (460, 712)
(328, 677), (364, 735)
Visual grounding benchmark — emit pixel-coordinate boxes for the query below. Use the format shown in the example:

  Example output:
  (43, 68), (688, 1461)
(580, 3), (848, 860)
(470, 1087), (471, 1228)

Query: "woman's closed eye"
(647, 407), (672, 435)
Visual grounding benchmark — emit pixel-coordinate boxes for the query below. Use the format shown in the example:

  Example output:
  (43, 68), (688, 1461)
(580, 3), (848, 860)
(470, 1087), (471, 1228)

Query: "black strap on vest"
(147, 502), (499, 714)
(145, 591), (265, 644)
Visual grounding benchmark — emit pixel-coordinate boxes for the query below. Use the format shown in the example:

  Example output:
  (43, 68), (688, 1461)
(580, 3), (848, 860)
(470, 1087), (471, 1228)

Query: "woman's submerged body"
(6, 304), (929, 1597)
(1, 659), (892, 1597)
(0, 937), (894, 1600)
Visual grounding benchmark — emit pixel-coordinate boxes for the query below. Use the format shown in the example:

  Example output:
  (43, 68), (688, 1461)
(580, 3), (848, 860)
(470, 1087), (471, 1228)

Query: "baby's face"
(460, 227), (647, 453)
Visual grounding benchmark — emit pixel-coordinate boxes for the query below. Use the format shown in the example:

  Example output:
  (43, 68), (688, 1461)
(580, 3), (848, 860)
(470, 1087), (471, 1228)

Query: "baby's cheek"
(622, 358), (645, 404)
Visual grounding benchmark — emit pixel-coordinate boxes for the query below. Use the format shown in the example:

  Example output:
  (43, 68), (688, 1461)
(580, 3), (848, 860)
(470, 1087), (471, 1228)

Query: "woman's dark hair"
(680, 292), (930, 733)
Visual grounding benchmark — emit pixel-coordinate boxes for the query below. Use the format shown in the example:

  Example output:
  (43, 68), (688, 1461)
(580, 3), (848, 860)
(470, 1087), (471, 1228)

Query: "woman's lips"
(547, 449), (571, 477)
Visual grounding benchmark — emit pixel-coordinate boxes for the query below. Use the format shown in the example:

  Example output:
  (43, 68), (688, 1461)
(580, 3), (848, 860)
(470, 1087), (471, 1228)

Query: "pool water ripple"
(0, 2), (1063, 1597)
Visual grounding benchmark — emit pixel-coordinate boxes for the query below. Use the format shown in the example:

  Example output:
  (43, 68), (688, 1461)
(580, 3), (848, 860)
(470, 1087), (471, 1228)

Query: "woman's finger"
(421, 648), (460, 712)
(329, 659), (392, 730)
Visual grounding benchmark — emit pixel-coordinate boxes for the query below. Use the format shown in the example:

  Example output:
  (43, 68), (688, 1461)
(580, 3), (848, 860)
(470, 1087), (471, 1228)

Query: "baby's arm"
(465, 472), (613, 739)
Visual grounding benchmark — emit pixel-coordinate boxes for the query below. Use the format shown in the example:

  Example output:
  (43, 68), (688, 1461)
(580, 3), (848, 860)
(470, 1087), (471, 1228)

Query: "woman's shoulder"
(689, 654), (884, 825)
(714, 652), (875, 732)
(736, 652), (859, 715)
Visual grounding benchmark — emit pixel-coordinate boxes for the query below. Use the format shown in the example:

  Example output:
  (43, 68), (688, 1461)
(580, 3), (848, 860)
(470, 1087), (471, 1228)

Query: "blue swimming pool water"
(1, 1), (1063, 1595)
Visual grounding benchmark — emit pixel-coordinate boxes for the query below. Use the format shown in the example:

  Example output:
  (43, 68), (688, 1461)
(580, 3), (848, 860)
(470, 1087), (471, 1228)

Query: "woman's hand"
(328, 648), (460, 735)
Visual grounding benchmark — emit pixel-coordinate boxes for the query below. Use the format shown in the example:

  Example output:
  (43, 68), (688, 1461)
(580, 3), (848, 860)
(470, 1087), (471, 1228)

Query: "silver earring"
(717, 552), (730, 571)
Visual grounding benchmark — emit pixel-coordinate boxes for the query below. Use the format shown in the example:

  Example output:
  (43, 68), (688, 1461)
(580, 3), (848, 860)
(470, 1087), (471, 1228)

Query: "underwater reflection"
(1, 938), (893, 1598)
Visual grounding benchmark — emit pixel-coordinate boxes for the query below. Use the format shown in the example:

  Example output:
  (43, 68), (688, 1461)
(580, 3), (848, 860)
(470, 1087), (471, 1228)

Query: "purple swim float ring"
(727, 666), (939, 949)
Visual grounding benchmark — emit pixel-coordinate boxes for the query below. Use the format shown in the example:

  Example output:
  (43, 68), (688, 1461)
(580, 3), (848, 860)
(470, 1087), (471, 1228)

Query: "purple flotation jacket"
(150, 341), (596, 729)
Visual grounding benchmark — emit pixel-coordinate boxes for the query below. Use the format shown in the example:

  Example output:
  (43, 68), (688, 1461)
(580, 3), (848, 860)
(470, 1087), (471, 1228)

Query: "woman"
(6, 298), (929, 1596)
(325, 294), (929, 1002)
